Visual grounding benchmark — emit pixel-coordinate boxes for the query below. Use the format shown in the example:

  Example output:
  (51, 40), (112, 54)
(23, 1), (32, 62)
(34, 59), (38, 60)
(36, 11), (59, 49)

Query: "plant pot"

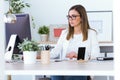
(23, 51), (37, 64)
(40, 34), (48, 42)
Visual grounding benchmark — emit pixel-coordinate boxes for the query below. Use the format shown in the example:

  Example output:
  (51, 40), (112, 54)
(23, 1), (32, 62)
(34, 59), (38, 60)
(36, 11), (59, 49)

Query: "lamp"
(4, 0), (17, 23)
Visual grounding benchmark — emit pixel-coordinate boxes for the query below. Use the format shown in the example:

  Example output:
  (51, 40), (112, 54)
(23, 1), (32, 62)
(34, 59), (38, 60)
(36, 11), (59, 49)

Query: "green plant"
(18, 38), (40, 51)
(5, 0), (30, 14)
(38, 25), (50, 34)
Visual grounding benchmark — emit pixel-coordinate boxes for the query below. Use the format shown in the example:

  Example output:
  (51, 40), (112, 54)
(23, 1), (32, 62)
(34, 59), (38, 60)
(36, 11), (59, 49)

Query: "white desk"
(5, 60), (114, 76)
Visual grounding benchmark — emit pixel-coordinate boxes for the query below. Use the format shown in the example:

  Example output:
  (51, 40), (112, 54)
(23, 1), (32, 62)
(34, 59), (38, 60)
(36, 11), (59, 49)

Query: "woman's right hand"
(66, 51), (77, 59)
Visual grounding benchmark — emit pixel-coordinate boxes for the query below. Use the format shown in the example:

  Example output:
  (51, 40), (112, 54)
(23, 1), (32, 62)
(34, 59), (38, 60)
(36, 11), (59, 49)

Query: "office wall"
(3, 0), (113, 43)
(0, 0), (5, 80)
(23, 0), (113, 41)
(4, 0), (113, 41)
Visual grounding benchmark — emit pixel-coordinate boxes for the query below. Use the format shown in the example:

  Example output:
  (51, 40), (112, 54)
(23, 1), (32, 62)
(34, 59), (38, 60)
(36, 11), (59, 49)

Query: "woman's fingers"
(66, 52), (77, 58)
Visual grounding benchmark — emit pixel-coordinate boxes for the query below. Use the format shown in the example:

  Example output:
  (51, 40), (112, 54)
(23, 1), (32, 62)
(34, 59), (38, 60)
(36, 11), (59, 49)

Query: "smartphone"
(77, 47), (86, 60)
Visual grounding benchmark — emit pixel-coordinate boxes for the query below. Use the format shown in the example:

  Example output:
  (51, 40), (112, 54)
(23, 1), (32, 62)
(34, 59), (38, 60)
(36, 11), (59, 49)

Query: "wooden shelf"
(38, 41), (57, 44)
(38, 41), (113, 46)
(99, 42), (113, 46)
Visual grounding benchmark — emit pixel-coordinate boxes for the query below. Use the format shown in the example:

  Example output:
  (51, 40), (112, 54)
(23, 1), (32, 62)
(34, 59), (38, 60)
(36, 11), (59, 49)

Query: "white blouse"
(66, 34), (82, 54)
(50, 29), (100, 60)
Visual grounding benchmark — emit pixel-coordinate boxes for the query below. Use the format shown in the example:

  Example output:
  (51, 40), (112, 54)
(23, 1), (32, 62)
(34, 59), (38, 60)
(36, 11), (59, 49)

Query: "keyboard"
(97, 57), (114, 61)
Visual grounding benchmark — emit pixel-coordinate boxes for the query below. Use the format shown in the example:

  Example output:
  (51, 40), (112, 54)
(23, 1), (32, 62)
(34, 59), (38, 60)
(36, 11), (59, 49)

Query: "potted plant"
(5, 0), (30, 14)
(18, 38), (40, 64)
(38, 25), (50, 42)
(4, 0), (30, 23)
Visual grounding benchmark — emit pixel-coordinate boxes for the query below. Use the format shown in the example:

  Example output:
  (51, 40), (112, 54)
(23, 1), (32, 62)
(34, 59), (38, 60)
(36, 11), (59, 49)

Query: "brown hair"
(66, 4), (91, 41)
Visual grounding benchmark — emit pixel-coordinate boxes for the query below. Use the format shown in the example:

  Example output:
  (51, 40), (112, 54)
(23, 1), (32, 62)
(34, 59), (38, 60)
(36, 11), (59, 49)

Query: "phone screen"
(77, 47), (86, 60)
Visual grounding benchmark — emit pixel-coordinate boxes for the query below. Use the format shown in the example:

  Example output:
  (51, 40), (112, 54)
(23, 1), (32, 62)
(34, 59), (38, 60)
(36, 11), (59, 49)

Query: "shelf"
(38, 41), (57, 44)
(99, 42), (113, 46)
(39, 41), (113, 46)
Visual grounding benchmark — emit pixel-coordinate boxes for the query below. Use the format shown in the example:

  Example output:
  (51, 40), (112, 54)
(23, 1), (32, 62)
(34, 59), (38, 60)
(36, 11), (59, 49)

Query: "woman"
(50, 4), (100, 80)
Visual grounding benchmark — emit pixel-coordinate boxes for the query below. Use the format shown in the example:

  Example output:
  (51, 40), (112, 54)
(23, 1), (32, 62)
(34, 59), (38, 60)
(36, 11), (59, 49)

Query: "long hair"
(66, 4), (90, 41)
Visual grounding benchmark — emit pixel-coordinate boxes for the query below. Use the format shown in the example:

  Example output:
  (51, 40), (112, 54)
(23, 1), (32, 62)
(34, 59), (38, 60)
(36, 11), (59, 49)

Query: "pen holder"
(41, 50), (50, 64)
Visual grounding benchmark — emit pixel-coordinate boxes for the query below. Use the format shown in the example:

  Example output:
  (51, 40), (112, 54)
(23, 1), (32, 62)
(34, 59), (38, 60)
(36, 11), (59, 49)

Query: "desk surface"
(5, 60), (114, 76)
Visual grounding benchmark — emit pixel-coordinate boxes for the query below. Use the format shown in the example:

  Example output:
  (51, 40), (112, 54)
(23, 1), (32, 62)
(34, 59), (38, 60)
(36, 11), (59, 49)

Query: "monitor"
(5, 14), (31, 47)
(5, 14), (31, 61)
(100, 46), (113, 57)
(97, 46), (114, 61)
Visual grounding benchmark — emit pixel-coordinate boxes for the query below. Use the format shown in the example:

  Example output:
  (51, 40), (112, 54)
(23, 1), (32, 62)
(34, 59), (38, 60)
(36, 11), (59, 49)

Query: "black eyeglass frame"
(66, 15), (80, 20)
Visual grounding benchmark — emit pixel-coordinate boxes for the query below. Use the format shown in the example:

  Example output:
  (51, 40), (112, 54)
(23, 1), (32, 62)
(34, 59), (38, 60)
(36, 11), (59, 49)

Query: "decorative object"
(38, 25), (50, 42)
(4, 0), (17, 23)
(49, 24), (67, 42)
(54, 28), (66, 37)
(18, 38), (40, 64)
(4, 13), (17, 23)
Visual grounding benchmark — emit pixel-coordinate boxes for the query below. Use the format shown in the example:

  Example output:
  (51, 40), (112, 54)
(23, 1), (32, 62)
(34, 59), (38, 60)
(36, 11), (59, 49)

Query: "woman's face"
(68, 9), (81, 27)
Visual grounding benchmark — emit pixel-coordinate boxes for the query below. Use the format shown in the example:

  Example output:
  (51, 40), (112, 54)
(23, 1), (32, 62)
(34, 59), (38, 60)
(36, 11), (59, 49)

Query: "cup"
(41, 50), (50, 64)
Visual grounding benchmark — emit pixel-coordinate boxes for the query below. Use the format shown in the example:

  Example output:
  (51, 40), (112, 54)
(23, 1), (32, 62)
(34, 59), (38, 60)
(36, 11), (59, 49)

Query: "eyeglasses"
(66, 15), (80, 20)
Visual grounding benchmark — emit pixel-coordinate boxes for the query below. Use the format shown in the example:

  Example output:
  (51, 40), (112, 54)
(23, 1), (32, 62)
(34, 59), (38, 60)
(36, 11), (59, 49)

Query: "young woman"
(50, 4), (100, 80)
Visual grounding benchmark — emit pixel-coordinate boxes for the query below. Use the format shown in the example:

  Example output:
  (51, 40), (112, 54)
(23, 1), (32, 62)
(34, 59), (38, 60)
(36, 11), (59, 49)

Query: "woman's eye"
(72, 15), (77, 18)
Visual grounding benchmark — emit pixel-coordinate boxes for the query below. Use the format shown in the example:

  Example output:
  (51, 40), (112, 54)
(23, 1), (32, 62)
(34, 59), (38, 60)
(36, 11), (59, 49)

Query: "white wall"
(3, 0), (113, 41)
(0, 0), (5, 80)
(23, 0), (113, 41)
(27, 0), (113, 25)
(113, 0), (120, 80)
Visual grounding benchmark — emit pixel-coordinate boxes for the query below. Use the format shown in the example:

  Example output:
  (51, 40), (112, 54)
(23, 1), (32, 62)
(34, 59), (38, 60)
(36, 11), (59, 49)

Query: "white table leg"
(107, 76), (110, 80)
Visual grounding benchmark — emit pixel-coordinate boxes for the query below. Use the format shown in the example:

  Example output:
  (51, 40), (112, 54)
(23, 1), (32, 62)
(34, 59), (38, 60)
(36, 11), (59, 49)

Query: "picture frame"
(87, 11), (113, 42)
(49, 24), (68, 42)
